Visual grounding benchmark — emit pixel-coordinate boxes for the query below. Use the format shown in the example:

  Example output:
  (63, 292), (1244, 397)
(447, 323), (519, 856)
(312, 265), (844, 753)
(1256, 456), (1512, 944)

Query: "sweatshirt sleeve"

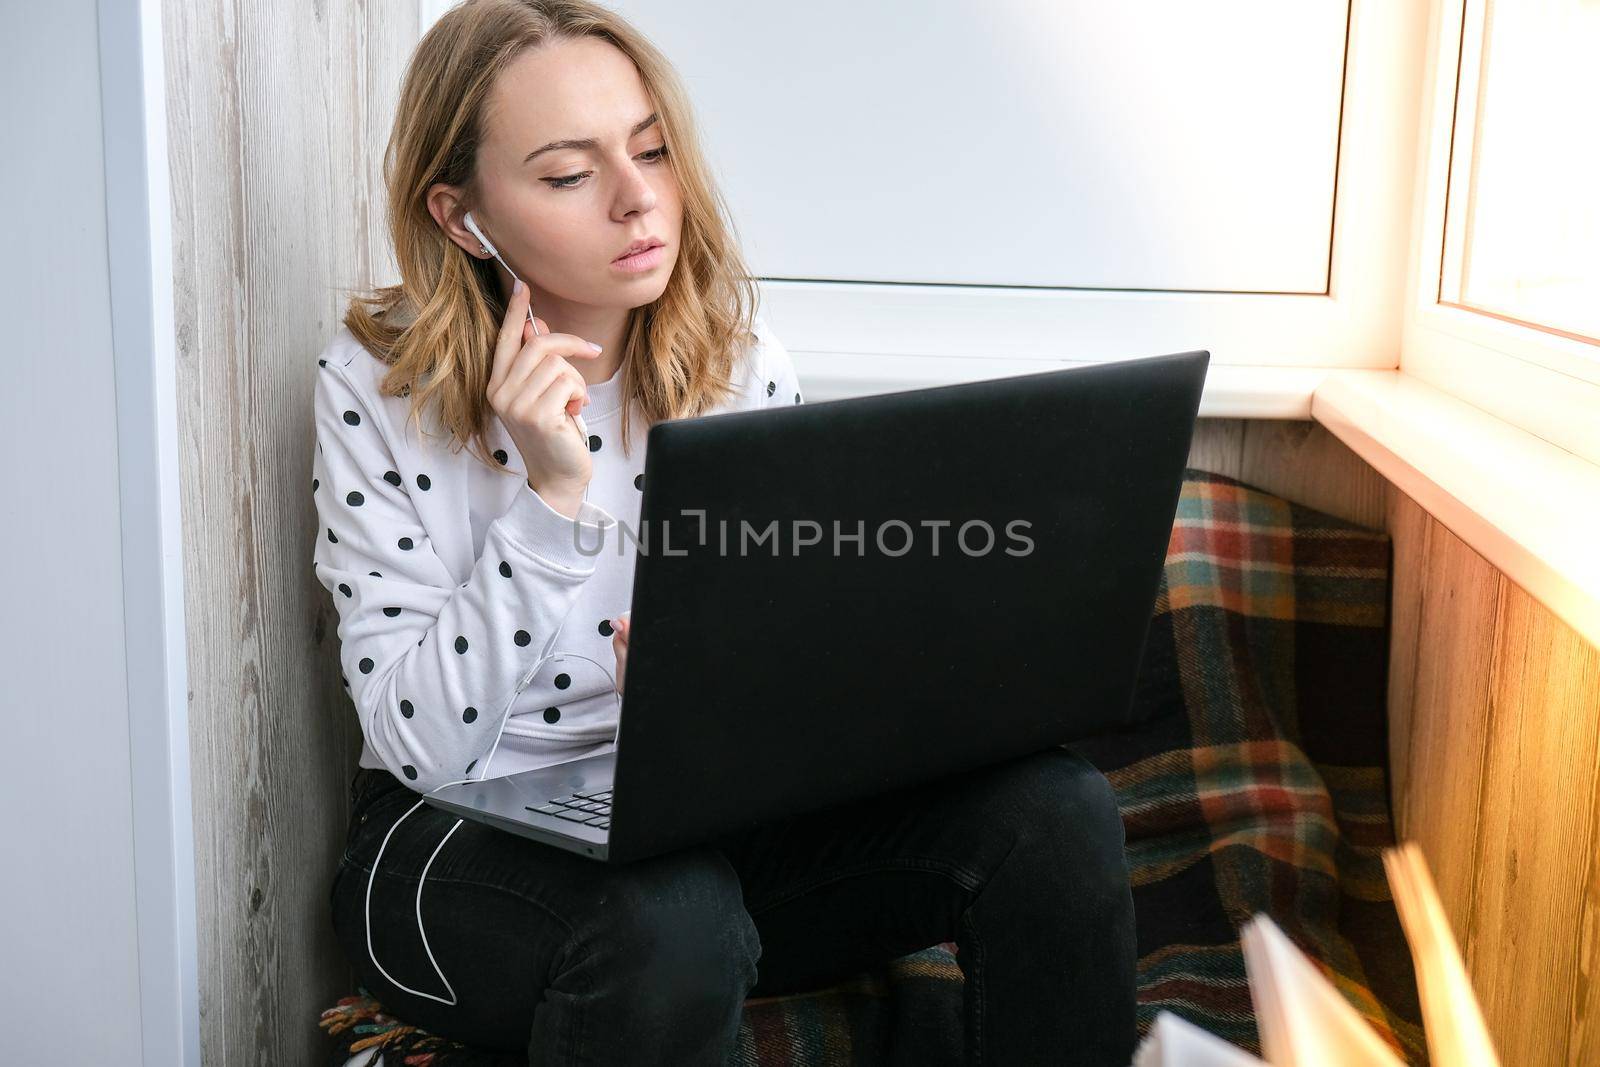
(755, 317), (804, 407)
(310, 360), (617, 794)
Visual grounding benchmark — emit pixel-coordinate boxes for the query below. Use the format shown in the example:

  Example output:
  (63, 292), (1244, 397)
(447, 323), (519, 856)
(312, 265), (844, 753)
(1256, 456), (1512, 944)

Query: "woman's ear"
(424, 183), (481, 259)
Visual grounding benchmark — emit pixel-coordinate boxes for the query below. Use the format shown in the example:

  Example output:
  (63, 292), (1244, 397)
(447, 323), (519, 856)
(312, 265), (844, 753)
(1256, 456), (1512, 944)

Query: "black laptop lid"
(606, 349), (1208, 862)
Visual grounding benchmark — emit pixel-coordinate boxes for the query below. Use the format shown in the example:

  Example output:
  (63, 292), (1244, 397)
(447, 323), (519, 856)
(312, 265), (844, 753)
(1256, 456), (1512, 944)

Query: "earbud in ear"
(463, 210), (541, 337)
(463, 210), (499, 260)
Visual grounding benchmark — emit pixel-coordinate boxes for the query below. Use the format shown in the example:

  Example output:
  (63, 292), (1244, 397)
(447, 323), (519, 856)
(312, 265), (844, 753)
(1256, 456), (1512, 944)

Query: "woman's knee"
(998, 748), (1129, 890)
(566, 845), (762, 1018)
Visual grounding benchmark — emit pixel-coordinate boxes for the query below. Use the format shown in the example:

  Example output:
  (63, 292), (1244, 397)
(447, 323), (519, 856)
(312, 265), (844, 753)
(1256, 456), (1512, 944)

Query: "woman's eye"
(543, 146), (670, 190)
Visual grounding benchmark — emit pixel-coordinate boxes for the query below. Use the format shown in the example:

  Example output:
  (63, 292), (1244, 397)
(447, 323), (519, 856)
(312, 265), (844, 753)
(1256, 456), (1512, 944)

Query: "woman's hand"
(488, 279), (604, 506)
(611, 612), (630, 694)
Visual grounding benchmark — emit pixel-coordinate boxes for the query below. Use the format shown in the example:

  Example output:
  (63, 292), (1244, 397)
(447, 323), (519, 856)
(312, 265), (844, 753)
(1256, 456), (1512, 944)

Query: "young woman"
(313, 1), (1138, 1062)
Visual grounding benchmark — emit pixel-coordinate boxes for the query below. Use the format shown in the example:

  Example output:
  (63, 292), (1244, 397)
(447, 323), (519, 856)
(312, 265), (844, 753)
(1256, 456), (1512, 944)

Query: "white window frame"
(1400, 0), (1600, 467)
(751, 0), (1428, 416)
(98, 0), (201, 1062)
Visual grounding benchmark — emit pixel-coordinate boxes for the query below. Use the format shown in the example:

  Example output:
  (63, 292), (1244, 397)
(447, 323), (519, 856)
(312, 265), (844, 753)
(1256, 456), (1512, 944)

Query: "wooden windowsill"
(1311, 369), (1600, 652)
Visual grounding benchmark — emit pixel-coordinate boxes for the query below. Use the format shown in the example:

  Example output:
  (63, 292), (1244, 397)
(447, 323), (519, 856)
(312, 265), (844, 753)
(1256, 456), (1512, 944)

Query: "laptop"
(424, 348), (1210, 864)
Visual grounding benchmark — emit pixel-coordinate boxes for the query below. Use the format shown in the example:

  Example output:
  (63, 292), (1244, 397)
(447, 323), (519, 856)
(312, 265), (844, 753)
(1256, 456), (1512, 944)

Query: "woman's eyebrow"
(524, 112), (659, 164)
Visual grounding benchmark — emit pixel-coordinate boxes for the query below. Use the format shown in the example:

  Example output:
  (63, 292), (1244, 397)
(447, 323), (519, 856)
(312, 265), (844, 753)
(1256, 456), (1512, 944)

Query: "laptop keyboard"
(526, 788), (611, 829)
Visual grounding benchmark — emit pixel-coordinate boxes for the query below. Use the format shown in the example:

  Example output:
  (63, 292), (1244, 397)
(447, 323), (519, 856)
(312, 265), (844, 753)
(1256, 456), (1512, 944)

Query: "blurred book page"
(1241, 914), (1406, 1066)
(1383, 841), (1501, 1067)
(1132, 1011), (1268, 1067)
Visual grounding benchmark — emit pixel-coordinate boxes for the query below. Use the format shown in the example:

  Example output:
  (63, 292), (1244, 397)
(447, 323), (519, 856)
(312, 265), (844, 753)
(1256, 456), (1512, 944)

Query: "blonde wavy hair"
(342, 0), (760, 469)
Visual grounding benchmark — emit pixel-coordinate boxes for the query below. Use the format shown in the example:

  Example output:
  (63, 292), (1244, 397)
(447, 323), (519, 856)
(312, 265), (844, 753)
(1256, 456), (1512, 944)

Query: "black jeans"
(329, 745), (1137, 1065)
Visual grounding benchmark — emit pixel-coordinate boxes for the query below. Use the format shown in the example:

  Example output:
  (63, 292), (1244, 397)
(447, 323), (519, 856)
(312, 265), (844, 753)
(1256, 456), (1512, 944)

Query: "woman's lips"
(611, 243), (666, 272)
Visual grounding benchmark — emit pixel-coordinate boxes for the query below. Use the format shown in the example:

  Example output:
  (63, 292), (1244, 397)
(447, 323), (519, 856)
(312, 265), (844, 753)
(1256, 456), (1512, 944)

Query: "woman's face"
(440, 37), (683, 311)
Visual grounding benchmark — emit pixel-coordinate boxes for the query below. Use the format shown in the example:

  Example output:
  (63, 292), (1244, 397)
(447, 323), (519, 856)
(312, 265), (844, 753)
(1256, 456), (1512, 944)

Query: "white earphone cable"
(464, 209), (592, 450)
(363, 214), (617, 1004)
(363, 645), (623, 1006)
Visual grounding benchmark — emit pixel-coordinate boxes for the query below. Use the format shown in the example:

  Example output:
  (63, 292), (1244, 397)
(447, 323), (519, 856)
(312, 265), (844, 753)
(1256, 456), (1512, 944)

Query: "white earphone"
(462, 210), (589, 446)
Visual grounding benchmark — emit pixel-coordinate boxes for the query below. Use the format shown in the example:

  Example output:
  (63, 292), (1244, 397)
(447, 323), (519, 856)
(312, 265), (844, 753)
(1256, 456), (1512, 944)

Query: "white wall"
(0, 0), (196, 1062)
(0, 0), (146, 1058)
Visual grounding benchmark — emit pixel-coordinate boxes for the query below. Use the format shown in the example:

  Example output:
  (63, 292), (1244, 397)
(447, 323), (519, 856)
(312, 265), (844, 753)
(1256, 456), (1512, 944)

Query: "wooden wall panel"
(1466, 581), (1600, 1067)
(1188, 417), (1388, 531)
(1576, 807), (1600, 1064)
(1386, 488), (1600, 1066)
(164, 0), (418, 1061)
(1383, 480), (1430, 827)
(1390, 511), (1498, 931)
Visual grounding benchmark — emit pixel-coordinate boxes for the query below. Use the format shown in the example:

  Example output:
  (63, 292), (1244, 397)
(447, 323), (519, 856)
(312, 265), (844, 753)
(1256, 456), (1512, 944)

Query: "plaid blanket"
(320, 467), (1427, 1066)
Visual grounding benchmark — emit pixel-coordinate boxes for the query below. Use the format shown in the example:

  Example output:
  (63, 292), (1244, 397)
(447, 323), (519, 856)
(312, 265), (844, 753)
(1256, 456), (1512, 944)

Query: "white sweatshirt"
(311, 316), (803, 794)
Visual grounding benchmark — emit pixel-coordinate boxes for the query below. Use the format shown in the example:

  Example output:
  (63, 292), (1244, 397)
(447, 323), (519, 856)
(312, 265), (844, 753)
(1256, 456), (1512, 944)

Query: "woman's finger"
(488, 283), (531, 395)
(612, 631), (627, 693)
(499, 318), (602, 403)
(527, 368), (590, 447)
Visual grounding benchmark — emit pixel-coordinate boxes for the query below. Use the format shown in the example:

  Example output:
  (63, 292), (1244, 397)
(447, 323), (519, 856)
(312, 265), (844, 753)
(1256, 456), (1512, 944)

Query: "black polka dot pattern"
(766, 380), (776, 396)
(794, 392), (801, 404)
(317, 363), (667, 777)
